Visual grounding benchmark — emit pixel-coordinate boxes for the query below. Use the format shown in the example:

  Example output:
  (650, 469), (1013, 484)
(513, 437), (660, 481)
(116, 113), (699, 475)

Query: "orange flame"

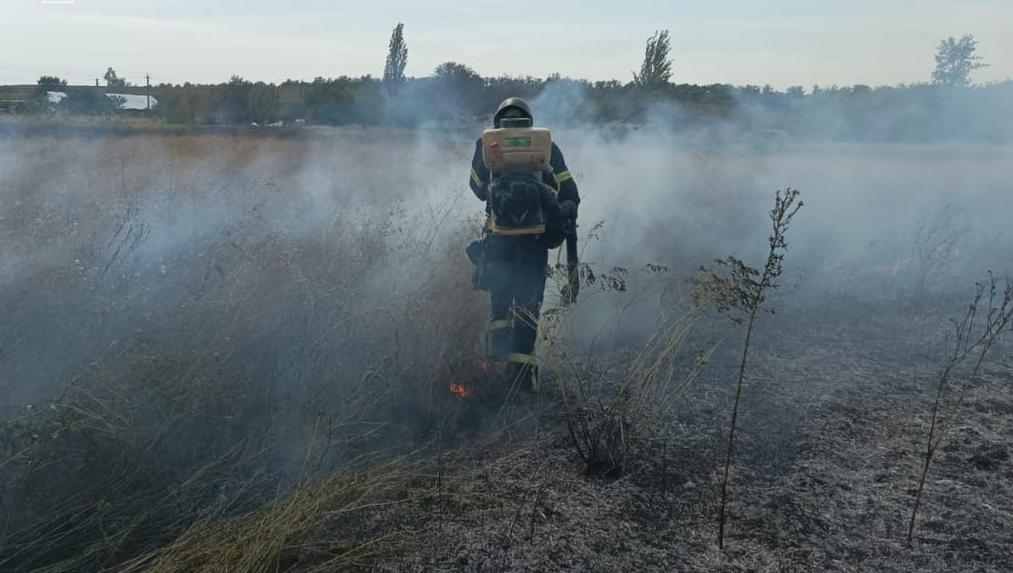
(449, 383), (475, 398)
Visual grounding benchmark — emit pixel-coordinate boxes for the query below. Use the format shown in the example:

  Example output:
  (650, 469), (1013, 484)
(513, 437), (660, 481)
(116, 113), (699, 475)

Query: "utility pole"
(146, 73), (151, 111)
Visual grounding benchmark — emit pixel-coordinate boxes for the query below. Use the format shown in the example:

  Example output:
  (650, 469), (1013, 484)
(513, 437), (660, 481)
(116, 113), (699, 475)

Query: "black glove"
(465, 239), (489, 291)
(559, 200), (578, 221)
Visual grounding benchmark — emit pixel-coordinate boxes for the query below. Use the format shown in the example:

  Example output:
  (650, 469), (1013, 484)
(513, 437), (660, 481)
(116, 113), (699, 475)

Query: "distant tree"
(220, 75), (253, 123)
(62, 88), (121, 115)
(162, 90), (194, 124)
(249, 82), (280, 124)
(483, 74), (544, 113)
(432, 61), (485, 117)
(383, 23), (408, 94)
(594, 79), (624, 90)
(301, 75), (386, 125)
(932, 35), (988, 87)
(36, 75), (67, 90)
(26, 76), (69, 112)
(737, 85), (762, 100)
(633, 30), (673, 88)
(433, 61), (481, 83)
(303, 76), (353, 124)
(104, 67), (127, 88)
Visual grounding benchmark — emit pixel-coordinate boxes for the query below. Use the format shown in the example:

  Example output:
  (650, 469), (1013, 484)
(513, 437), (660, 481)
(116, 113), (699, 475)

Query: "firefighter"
(468, 97), (580, 391)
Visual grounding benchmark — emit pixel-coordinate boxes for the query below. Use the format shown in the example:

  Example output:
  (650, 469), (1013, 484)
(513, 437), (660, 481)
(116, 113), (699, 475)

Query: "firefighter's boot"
(507, 354), (539, 394)
(485, 318), (512, 362)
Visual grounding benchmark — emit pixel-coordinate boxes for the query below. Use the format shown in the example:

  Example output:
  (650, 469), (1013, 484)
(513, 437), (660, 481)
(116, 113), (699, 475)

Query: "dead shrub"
(690, 187), (802, 549)
(907, 272), (1013, 545)
(541, 223), (709, 476)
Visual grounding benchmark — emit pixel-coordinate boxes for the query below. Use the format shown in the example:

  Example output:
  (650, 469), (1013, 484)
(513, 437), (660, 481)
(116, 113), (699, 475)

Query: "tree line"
(15, 27), (1010, 140)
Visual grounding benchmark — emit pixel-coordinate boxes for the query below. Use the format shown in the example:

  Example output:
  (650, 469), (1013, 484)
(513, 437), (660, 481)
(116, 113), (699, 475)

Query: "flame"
(449, 383), (475, 398)
(449, 361), (490, 398)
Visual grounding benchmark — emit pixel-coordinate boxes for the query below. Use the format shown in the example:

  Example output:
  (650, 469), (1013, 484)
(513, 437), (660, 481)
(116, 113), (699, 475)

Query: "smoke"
(8, 97), (1007, 385)
(4, 87), (1012, 413)
(0, 132), (476, 424)
(530, 79), (589, 128)
(520, 83), (1013, 349)
(0, 88), (1010, 485)
(2, 85), (1012, 567)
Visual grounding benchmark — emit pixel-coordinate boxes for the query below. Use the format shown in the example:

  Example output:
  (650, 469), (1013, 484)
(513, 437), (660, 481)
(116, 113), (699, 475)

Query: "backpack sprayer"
(481, 117), (553, 236)
(481, 117), (551, 173)
(475, 117), (579, 304)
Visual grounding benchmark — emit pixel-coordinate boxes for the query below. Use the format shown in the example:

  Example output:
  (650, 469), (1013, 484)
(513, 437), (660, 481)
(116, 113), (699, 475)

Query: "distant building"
(0, 87), (157, 113)
(105, 93), (158, 111)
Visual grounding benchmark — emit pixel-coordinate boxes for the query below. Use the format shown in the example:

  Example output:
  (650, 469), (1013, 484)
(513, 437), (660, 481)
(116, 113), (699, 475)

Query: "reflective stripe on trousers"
(507, 352), (537, 366)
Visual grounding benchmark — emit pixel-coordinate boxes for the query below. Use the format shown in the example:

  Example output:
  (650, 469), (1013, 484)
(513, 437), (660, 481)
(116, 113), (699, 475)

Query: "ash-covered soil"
(312, 305), (1013, 572)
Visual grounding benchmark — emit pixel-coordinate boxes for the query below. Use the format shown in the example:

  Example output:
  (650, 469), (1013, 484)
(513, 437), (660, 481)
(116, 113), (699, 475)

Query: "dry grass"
(124, 458), (420, 573)
(4, 133), (1012, 570)
(540, 246), (709, 476)
(0, 134), (485, 571)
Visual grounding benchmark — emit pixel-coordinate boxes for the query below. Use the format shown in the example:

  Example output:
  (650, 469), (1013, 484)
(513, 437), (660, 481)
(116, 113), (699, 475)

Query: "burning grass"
(2, 132), (1013, 571)
(0, 133), (487, 570)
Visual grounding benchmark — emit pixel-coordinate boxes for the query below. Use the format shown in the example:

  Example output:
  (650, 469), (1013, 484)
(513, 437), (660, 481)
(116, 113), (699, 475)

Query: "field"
(1, 128), (1012, 571)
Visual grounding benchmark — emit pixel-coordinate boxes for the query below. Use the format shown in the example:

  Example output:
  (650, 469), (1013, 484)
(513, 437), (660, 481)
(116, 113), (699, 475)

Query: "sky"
(2, 0), (1011, 88)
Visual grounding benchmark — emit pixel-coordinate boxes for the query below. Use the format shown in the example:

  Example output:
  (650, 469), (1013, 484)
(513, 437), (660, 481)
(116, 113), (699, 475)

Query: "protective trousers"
(483, 235), (548, 377)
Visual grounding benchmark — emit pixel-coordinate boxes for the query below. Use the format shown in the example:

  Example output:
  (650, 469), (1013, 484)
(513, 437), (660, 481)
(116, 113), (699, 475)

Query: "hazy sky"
(2, 0), (1011, 88)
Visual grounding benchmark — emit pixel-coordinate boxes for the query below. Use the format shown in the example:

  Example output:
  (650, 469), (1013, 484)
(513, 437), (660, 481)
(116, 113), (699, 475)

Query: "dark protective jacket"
(469, 138), (580, 207)
(470, 139), (579, 246)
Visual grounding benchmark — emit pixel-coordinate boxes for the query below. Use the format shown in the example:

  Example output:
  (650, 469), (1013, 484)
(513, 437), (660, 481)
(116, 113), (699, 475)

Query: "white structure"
(105, 93), (158, 110)
(45, 90), (157, 110)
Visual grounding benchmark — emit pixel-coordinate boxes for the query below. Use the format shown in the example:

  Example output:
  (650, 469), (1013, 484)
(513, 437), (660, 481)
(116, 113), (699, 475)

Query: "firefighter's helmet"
(493, 97), (533, 128)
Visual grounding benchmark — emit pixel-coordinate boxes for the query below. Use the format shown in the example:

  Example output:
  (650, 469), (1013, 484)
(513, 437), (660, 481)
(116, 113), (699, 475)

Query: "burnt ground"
(309, 303), (1013, 572)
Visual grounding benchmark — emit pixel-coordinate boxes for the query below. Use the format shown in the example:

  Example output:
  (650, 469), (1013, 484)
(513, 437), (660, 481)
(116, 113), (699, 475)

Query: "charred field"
(1, 129), (1012, 572)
